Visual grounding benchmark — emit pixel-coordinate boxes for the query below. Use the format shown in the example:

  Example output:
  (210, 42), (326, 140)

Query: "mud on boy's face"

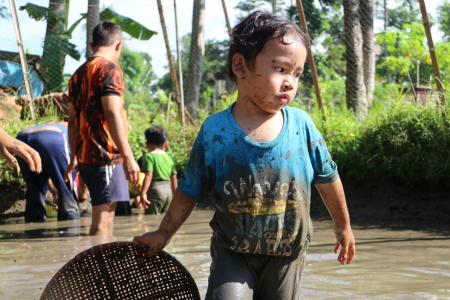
(236, 32), (307, 114)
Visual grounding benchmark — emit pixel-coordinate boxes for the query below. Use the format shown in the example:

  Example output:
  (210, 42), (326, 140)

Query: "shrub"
(305, 86), (450, 189)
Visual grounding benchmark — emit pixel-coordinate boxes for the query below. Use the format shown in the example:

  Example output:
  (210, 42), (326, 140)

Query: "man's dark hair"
(145, 125), (168, 146)
(92, 21), (122, 48)
(226, 10), (310, 83)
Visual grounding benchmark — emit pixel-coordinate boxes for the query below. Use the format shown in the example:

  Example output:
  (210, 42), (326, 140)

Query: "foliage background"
(1, 0), (450, 193)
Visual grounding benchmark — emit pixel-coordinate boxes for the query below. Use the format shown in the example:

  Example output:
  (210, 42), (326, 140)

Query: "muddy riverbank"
(311, 179), (450, 229)
(2, 180), (449, 229)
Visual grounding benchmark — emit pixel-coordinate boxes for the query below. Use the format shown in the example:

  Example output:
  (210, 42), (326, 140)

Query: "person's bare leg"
(77, 173), (89, 202)
(90, 202), (117, 235)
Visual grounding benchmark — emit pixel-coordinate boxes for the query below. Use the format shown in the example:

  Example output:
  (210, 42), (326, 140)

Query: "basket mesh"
(40, 241), (200, 300)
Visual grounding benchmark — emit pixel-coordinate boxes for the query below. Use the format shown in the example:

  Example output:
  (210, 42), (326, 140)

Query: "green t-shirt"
(141, 150), (177, 181)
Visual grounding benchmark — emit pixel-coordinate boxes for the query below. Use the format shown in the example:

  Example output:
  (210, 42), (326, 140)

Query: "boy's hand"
(123, 156), (140, 185)
(333, 225), (355, 265)
(64, 157), (78, 182)
(139, 194), (151, 209)
(133, 229), (170, 256)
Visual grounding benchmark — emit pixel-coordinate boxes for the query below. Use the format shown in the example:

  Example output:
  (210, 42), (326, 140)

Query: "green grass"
(302, 85), (450, 189)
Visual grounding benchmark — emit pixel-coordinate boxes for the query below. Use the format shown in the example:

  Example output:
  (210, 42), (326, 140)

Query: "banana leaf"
(19, 3), (64, 22)
(20, 4), (157, 41)
(100, 8), (157, 40)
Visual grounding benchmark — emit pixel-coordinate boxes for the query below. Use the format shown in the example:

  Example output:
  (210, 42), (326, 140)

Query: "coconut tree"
(343, 0), (374, 119)
(184, 0), (205, 119)
(86, 0), (99, 59)
(20, 1), (76, 92)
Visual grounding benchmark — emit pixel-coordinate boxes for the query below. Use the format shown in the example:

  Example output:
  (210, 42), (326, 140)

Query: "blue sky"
(0, 0), (443, 78)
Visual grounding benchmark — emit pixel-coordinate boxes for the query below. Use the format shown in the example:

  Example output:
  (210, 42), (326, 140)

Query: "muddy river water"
(0, 210), (449, 299)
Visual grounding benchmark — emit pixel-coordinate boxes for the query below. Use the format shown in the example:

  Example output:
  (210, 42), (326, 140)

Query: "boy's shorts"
(145, 180), (172, 214)
(78, 163), (130, 206)
(206, 235), (306, 300)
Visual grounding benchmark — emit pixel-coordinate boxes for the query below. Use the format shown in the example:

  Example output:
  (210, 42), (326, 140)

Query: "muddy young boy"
(134, 10), (355, 299)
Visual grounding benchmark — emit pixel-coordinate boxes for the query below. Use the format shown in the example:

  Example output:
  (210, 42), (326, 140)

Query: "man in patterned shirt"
(66, 21), (140, 236)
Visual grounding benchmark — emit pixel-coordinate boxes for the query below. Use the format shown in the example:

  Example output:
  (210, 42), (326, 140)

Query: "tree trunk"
(343, 0), (368, 119)
(41, 0), (66, 92)
(360, 0), (375, 109)
(184, 0), (205, 119)
(86, 0), (100, 59)
(174, 0), (185, 128)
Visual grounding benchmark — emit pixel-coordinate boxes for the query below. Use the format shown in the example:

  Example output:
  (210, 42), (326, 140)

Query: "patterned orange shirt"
(68, 56), (128, 165)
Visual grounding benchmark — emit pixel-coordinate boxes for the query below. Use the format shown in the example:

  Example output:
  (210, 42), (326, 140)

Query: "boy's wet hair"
(227, 10), (310, 83)
(145, 125), (168, 146)
(92, 21), (122, 48)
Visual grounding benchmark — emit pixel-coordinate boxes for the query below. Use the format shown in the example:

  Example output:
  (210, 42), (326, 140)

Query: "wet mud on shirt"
(178, 103), (339, 258)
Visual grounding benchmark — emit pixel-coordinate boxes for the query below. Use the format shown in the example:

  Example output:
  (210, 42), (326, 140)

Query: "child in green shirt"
(139, 125), (177, 214)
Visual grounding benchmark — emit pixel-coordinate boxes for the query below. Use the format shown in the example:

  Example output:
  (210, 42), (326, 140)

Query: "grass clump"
(304, 87), (450, 189)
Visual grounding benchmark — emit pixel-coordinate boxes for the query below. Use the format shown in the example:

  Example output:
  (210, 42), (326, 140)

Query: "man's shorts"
(78, 163), (130, 206)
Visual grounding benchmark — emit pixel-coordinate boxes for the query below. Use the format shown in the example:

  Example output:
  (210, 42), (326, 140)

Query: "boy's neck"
(147, 144), (165, 152)
(232, 100), (284, 143)
(91, 48), (118, 63)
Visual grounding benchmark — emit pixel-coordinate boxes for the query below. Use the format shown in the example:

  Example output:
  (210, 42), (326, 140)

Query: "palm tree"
(86, 0), (99, 59)
(41, 0), (70, 92)
(343, 0), (373, 119)
(184, 0), (205, 119)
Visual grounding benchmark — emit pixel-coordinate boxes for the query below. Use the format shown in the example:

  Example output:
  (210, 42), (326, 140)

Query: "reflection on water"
(0, 210), (449, 299)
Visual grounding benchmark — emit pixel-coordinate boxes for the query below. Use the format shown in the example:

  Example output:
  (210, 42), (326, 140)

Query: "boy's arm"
(315, 178), (355, 265)
(170, 174), (178, 194)
(139, 171), (153, 208)
(101, 95), (140, 185)
(133, 188), (197, 256)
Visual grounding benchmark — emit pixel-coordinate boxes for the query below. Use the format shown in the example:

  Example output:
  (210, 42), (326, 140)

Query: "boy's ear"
(232, 53), (246, 79)
(115, 40), (122, 52)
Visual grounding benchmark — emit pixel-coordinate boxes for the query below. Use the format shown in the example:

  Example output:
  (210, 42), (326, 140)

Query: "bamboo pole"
(156, 0), (181, 109)
(166, 92), (172, 123)
(295, 0), (324, 116)
(418, 0), (446, 107)
(9, 0), (36, 121)
(174, 0), (185, 131)
(221, 0), (232, 35)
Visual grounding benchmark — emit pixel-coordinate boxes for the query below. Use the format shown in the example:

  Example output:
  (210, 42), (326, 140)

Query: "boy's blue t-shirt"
(178, 103), (339, 258)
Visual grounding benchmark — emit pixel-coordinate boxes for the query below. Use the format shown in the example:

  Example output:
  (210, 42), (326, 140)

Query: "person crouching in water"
(16, 122), (80, 222)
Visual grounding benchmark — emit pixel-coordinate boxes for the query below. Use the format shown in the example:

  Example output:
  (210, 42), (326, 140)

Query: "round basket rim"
(40, 241), (201, 300)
